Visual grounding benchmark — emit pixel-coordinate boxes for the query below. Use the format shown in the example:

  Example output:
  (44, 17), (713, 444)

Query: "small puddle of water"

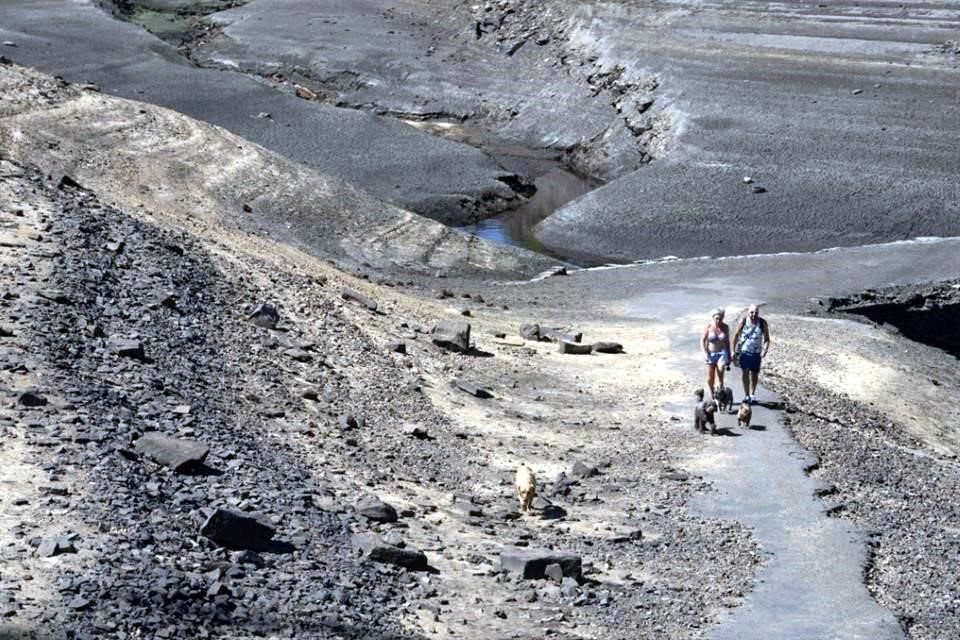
(459, 166), (602, 265)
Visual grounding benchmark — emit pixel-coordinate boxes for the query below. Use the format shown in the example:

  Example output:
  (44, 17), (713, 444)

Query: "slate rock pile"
(0, 168), (444, 638)
(0, 163), (762, 639)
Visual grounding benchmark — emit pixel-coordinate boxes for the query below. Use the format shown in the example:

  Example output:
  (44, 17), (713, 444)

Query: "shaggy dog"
(694, 399), (718, 435)
(715, 386), (734, 413)
(515, 464), (537, 513)
(737, 401), (753, 429)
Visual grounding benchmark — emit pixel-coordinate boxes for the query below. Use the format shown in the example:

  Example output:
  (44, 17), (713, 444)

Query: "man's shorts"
(739, 352), (762, 372)
(706, 351), (729, 366)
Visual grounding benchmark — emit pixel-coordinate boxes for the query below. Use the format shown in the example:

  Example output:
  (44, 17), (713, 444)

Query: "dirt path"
(692, 404), (902, 640)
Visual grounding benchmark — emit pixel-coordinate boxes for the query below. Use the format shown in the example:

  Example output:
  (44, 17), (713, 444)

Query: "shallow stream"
(101, 1), (609, 266)
(458, 165), (602, 265)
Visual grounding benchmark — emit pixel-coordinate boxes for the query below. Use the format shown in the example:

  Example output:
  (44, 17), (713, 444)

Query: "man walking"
(733, 304), (770, 404)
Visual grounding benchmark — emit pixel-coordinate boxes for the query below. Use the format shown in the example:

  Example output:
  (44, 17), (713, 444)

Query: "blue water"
(458, 167), (601, 265)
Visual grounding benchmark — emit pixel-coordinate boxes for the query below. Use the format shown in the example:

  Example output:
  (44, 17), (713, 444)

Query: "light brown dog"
(515, 464), (536, 513)
(737, 401), (753, 429)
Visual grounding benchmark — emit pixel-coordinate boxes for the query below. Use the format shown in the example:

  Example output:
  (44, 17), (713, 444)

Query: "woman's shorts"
(706, 351), (729, 366)
(739, 352), (762, 372)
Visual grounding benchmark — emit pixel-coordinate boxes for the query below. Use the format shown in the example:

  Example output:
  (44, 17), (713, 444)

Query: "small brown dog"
(737, 400), (753, 429)
(515, 464), (537, 513)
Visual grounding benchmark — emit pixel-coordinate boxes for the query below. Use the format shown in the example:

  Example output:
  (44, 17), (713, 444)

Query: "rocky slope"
(1, 52), (959, 640)
(0, 78), (761, 637)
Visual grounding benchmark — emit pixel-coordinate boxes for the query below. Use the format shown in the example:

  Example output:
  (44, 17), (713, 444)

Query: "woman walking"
(701, 307), (732, 399)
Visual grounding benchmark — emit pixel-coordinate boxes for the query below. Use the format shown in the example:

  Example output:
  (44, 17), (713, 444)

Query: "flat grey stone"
(593, 341), (624, 354)
(36, 536), (76, 558)
(37, 289), (72, 304)
(352, 533), (429, 571)
(341, 287), (378, 311)
(500, 546), (582, 582)
(134, 432), (209, 472)
(200, 508), (276, 550)
(402, 423), (430, 439)
(536, 265), (568, 278)
(454, 379), (493, 398)
(558, 340), (592, 355)
(541, 327), (582, 343)
(283, 347), (312, 362)
(610, 527), (644, 543)
(571, 461), (600, 478)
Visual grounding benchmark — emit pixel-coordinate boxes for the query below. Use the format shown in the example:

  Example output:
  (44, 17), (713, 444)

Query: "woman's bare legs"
(705, 362), (717, 399)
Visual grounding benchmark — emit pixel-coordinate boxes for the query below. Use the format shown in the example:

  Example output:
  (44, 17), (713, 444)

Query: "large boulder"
(18, 391), (47, 407)
(431, 320), (470, 352)
(108, 336), (147, 361)
(248, 302), (280, 329)
(354, 496), (398, 523)
(519, 323), (541, 341)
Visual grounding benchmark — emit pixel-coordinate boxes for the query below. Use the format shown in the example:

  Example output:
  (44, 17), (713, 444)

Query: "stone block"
(200, 508), (276, 550)
(431, 320), (470, 352)
(135, 432), (209, 472)
(500, 546), (582, 582)
(352, 533), (429, 571)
